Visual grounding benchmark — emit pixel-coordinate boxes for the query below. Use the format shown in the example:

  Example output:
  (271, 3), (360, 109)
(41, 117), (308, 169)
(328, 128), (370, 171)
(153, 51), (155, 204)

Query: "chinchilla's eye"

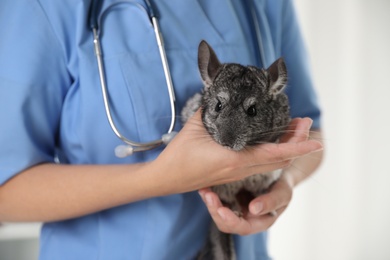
(247, 105), (257, 117)
(215, 100), (222, 112)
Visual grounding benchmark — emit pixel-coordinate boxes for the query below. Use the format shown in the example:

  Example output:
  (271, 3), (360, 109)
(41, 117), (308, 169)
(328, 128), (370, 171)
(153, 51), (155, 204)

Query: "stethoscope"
(88, 0), (266, 158)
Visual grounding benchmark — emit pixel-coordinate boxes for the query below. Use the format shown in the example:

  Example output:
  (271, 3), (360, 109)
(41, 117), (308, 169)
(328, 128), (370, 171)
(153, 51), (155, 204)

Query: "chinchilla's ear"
(266, 58), (288, 97)
(198, 40), (221, 88)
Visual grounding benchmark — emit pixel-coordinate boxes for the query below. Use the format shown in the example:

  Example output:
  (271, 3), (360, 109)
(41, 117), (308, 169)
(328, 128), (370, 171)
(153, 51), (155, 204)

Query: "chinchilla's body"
(181, 40), (290, 260)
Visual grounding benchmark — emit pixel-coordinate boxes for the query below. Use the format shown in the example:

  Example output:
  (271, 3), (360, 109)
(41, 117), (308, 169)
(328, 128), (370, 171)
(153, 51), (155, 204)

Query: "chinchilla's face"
(201, 64), (289, 151)
(197, 40), (290, 150)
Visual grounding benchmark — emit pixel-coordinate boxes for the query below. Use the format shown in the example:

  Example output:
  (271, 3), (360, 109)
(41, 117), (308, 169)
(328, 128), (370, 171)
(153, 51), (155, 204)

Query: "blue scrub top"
(0, 0), (321, 259)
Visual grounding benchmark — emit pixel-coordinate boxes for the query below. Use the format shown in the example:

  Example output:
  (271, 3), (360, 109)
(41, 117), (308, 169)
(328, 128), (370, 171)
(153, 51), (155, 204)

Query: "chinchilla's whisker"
(177, 136), (215, 149)
(184, 121), (206, 128)
(148, 115), (184, 122)
(252, 141), (275, 146)
(257, 129), (325, 141)
(307, 136), (326, 142)
(242, 142), (322, 162)
(285, 163), (309, 177)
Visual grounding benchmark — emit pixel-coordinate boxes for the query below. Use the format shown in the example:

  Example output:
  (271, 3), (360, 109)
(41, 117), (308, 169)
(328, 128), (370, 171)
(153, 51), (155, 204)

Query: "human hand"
(196, 117), (316, 235)
(198, 174), (293, 235)
(154, 111), (322, 195)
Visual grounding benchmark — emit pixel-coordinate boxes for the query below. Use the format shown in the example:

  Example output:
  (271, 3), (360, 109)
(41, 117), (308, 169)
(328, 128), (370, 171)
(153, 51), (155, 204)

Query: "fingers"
(198, 189), (280, 236)
(193, 118), (314, 236)
(248, 139), (322, 168)
(198, 175), (294, 236)
(165, 116), (322, 194)
(240, 118), (322, 168)
(248, 176), (293, 217)
(279, 117), (312, 143)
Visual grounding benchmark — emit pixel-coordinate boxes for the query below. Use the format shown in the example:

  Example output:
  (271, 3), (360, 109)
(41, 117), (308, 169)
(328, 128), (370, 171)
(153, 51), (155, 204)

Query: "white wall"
(0, 223), (40, 259)
(269, 1), (390, 259)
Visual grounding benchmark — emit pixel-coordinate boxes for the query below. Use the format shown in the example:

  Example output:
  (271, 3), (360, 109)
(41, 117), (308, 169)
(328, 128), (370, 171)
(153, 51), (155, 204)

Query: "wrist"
(142, 155), (184, 197)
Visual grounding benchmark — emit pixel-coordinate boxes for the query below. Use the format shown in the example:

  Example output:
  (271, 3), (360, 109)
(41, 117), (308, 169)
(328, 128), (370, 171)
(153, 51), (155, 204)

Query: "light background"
(269, 0), (390, 259)
(1, 1), (390, 259)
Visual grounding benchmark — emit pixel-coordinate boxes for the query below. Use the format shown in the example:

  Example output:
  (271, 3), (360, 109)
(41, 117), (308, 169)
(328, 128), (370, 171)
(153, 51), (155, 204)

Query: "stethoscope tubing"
(89, 0), (265, 157)
(90, 0), (177, 156)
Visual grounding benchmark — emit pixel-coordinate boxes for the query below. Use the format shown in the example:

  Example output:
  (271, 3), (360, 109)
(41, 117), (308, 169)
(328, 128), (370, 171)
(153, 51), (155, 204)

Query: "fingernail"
(313, 147), (324, 153)
(251, 202), (263, 215)
(304, 118), (313, 130)
(205, 193), (214, 207)
(310, 143), (324, 153)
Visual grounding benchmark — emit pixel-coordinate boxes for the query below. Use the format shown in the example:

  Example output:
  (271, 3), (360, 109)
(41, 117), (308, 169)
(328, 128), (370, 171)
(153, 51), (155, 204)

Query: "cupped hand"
(198, 173), (293, 235)
(155, 110), (322, 195)
(196, 117), (318, 235)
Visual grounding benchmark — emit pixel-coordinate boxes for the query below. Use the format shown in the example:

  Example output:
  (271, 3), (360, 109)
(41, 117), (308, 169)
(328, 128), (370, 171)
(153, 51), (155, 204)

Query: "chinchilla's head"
(198, 40), (290, 151)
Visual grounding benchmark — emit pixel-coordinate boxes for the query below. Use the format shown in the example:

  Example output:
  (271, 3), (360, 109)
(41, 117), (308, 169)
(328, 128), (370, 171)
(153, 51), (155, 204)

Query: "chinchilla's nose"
(219, 129), (242, 151)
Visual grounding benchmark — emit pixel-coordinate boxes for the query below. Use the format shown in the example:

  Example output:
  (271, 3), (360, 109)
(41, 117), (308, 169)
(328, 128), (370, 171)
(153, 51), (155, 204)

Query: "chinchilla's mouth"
(218, 141), (246, 152)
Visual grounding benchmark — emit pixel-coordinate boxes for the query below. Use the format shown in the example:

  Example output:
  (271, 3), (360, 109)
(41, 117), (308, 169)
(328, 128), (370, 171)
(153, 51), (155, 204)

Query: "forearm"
(0, 162), (171, 222)
(0, 117), (322, 223)
(283, 130), (324, 186)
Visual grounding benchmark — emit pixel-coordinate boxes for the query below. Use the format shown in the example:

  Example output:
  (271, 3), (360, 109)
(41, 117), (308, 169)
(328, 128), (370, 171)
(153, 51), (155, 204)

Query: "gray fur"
(181, 40), (290, 260)
(181, 93), (202, 123)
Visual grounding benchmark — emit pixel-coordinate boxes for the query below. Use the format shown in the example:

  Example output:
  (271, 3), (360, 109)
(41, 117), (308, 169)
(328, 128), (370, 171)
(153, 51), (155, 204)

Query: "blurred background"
(1, 0), (389, 259)
(269, 0), (390, 259)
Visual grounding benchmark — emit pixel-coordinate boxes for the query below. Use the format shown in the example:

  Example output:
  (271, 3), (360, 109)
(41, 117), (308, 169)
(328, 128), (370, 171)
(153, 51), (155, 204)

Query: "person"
(0, 0), (323, 259)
